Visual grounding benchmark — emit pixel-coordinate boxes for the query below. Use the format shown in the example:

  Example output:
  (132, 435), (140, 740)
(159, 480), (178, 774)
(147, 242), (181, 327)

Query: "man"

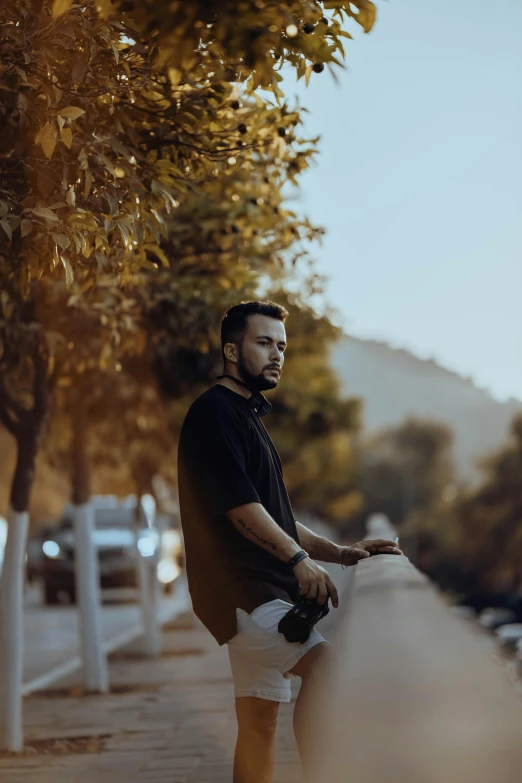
(178, 300), (401, 782)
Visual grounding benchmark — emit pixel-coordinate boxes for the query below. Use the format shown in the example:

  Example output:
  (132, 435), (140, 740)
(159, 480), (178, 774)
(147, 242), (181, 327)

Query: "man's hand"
(292, 558), (339, 608)
(352, 539), (403, 557)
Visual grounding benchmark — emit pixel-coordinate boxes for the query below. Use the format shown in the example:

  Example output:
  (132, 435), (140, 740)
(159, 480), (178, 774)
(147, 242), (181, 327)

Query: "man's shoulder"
(178, 387), (250, 459)
(182, 386), (245, 427)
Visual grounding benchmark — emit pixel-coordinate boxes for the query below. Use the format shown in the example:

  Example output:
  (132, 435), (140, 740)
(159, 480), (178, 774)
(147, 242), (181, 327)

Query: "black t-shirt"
(177, 384), (300, 645)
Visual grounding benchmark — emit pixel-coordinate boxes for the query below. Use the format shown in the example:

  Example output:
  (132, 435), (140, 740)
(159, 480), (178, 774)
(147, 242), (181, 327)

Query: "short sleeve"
(178, 399), (260, 518)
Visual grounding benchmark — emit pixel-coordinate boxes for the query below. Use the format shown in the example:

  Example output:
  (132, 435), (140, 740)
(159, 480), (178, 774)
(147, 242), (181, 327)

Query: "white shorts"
(227, 599), (326, 703)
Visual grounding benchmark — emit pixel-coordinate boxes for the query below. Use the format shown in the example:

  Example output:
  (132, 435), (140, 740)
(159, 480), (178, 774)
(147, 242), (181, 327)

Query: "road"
(23, 580), (189, 693)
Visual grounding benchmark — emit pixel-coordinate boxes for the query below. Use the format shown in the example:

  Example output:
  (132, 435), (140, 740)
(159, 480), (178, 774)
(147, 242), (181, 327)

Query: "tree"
(0, 0), (188, 748)
(431, 415), (522, 604)
(1, 0), (379, 751)
(0, 311), (53, 751)
(104, 0), (376, 91)
(351, 418), (455, 547)
(153, 284), (363, 527)
(262, 290), (362, 524)
(0, 0), (178, 535)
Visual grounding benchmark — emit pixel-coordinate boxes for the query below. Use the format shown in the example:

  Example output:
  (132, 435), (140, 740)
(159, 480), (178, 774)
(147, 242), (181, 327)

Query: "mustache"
(265, 365), (281, 372)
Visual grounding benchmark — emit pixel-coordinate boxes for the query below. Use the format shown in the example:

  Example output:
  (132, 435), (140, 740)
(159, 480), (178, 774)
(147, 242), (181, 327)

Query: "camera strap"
(216, 374), (271, 417)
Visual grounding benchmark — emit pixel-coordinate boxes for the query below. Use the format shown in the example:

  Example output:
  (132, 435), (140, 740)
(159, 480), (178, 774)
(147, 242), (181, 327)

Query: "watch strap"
(287, 549), (309, 569)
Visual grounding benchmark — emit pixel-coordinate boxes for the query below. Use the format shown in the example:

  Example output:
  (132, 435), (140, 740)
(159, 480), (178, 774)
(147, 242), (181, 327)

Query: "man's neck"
(216, 373), (252, 400)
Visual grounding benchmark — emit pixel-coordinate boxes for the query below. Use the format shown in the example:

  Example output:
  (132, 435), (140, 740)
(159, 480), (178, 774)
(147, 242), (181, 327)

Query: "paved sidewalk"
(23, 585), (187, 693)
(0, 610), (302, 783)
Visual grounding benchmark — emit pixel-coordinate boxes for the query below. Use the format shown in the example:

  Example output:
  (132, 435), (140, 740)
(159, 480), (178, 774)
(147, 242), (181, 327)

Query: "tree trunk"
(71, 405), (90, 506)
(71, 407), (108, 693)
(0, 433), (38, 751)
(134, 495), (162, 657)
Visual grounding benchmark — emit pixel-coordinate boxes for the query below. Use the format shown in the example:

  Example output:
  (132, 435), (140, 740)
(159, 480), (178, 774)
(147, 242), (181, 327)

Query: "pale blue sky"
(283, 0), (522, 402)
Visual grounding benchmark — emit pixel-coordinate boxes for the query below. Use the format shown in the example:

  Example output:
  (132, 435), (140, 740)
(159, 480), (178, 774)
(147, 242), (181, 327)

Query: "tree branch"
(0, 375), (25, 420)
(0, 370), (25, 436)
(0, 403), (19, 437)
(31, 343), (50, 424)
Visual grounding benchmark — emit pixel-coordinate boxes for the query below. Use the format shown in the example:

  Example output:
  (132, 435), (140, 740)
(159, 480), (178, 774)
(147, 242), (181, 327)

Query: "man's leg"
(289, 641), (337, 781)
(234, 697), (280, 783)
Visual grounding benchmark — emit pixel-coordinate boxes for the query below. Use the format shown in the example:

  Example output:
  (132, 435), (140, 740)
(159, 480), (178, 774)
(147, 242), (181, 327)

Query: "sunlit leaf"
(20, 219), (33, 238)
(355, 2), (376, 32)
(111, 41), (120, 65)
(143, 243), (170, 268)
(61, 256), (74, 287)
(84, 170), (93, 198)
(60, 126), (73, 149)
(30, 207), (59, 222)
(52, 0), (73, 17)
(0, 219), (12, 242)
(51, 233), (71, 250)
(38, 121), (57, 159)
(58, 106), (85, 120)
(0, 0), (351, 518)
(17, 92), (28, 111)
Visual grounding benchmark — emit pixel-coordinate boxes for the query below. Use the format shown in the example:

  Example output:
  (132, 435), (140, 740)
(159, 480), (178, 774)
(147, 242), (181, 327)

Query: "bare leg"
(289, 641), (337, 781)
(234, 697), (280, 783)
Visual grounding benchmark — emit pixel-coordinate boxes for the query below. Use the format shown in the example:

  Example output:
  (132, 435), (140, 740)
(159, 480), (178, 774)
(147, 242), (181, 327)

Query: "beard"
(237, 347), (279, 391)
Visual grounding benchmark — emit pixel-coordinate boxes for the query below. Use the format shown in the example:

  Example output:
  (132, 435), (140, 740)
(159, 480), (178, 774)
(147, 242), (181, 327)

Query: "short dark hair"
(220, 300), (288, 355)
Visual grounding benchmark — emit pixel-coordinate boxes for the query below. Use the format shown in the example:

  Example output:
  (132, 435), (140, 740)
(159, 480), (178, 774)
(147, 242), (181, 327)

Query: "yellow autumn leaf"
(20, 219), (33, 238)
(168, 68), (182, 87)
(60, 126), (73, 149)
(52, 0), (72, 18)
(358, 6), (376, 33)
(84, 170), (93, 197)
(61, 256), (74, 287)
(0, 219), (12, 242)
(38, 121), (57, 159)
(58, 106), (85, 121)
(143, 243), (170, 268)
(349, 0), (376, 33)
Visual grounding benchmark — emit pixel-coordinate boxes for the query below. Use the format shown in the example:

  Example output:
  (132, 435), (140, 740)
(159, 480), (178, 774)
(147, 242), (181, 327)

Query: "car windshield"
(55, 503), (148, 532)
(95, 507), (147, 529)
(95, 508), (132, 528)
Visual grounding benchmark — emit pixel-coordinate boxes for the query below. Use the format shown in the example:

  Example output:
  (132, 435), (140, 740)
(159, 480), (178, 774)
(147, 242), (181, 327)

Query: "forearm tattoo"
(236, 518), (277, 551)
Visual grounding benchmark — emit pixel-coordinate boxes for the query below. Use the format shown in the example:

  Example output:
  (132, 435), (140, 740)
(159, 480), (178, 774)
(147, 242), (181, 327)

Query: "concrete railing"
(315, 550), (522, 783)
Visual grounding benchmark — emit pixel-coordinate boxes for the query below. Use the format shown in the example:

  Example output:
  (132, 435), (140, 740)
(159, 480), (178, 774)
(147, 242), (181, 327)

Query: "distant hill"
(331, 335), (522, 482)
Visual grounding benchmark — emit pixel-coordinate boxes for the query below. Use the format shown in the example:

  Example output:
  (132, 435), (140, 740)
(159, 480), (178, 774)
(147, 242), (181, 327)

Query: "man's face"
(228, 314), (287, 391)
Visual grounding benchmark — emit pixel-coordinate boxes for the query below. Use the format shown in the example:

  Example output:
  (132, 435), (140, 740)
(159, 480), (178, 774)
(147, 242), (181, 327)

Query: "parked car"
(26, 527), (47, 583)
(37, 497), (182, 605)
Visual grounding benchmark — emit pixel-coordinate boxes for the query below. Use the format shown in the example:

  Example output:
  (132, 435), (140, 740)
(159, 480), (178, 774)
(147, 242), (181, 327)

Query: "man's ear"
(223, 342), (238, 364)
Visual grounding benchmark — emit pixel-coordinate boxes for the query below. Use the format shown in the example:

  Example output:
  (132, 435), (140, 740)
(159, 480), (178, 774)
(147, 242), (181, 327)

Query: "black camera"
(278, 596), (330, 643)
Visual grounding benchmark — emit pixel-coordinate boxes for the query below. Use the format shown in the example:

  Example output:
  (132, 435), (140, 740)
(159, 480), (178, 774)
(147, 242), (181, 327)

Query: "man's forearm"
(295, 521), (342, 564)
(228, 502), (301, 563)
